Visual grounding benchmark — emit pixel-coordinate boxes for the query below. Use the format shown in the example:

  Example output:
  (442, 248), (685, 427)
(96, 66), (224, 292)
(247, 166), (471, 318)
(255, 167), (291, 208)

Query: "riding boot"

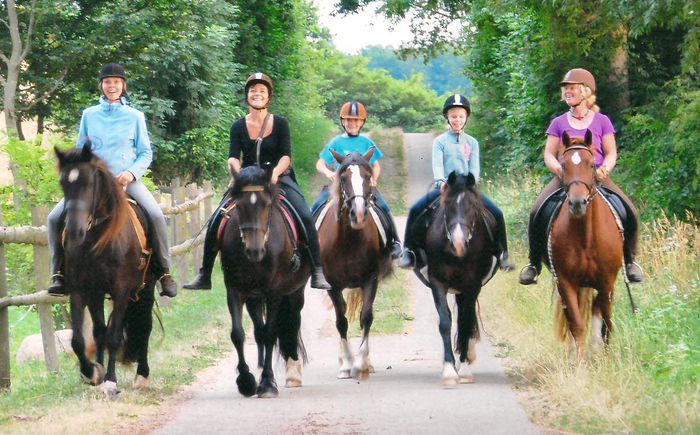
(159, 270), (178, 297)
(518, 219), (541, 285)
(386, 214), (403, 259)
(623, 239), (644, 283)
(307, 246), (331, 290)
(183, 211), (223, 290)
(397, 248), (416, 269)
(47, 225), (66, 296)
(492, 208), (515, 272)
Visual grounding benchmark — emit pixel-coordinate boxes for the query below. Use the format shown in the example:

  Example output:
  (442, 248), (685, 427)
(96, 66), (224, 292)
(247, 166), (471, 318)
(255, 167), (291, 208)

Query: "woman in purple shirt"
(518, 68), (643, 285)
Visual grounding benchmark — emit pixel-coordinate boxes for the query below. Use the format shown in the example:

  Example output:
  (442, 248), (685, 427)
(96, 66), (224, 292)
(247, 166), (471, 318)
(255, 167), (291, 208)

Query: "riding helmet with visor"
(99, 63), (127, 81)
(559, 68), (596, 93)
(442, 94), (471, 117)
(244, 72), (274, 96)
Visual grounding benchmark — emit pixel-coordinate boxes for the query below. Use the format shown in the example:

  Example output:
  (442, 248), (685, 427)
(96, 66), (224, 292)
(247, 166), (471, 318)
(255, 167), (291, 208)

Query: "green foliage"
(316, 52), (444, 132)
(361, 46), (473, 95)
(617, 84), (700, 218)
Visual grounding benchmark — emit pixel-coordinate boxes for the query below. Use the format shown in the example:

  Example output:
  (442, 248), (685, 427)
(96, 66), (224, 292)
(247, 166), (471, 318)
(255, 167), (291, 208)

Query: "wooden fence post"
(32, 206), (59, 372)
(203, 180), (214, 218)
(0, 208), (11, 390)
(173, 181), (189, 284)
(188, 183), (202, 271)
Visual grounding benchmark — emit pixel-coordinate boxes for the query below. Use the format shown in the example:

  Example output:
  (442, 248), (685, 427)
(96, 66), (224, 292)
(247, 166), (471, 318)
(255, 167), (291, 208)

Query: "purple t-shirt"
(546, 112), (616, 168)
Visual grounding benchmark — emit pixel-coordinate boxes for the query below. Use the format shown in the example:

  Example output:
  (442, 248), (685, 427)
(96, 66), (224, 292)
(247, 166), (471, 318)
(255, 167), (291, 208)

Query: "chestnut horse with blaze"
(548, 130), (623, 359)
(316, 148), (393, 380)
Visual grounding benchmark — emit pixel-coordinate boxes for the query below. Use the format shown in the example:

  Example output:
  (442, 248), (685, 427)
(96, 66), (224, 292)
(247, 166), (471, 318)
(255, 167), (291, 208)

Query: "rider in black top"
(183, 73), (331, 290)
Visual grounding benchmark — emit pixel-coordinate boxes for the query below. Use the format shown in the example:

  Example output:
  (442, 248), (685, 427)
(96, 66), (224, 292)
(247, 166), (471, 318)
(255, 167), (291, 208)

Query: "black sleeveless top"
(228, 115), (292, 169)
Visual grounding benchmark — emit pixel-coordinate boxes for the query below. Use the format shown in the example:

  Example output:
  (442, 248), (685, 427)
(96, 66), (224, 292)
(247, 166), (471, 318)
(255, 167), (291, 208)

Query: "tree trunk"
(609, 24), (630, 112)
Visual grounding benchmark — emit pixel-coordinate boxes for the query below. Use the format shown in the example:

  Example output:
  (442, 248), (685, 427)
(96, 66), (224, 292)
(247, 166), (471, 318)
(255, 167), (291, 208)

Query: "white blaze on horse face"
(68, 169), (80, 183)
(349, 165), (365, 215)
(572, 151), (582, 165)
(250, 192), (257, 205)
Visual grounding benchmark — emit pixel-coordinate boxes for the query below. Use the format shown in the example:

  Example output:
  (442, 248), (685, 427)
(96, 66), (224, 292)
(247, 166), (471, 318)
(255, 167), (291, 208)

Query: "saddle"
(313, 197), (390, 247)
(533, 187), (626, 269)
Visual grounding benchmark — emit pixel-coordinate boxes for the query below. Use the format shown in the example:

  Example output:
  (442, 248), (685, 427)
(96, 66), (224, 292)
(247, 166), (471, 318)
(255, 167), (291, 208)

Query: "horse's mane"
(231, 165), (279, 198)
(61, 147), (130, 253)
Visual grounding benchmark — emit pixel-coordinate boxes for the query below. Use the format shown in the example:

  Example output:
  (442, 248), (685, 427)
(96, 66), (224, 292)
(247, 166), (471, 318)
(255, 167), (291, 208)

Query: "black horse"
(416, 171), (498, 386)
(220, 165), (310, 398)
(55, 144), (156, 396)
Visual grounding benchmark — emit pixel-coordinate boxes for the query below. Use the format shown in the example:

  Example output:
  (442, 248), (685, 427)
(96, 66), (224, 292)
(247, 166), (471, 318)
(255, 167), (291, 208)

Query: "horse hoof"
(285, 358), (303, 388)
(285, 379), (302, 388)
(133, 375), (150, 390)
(337, 370), (352, 379)
(99, 381), (120, 400)
(257, 382), (279, 398)
(237, 372), (257, 397)
(82, 362), (105, 386)
(352, 368), (369, 381)
(442, 377), (459, 388)
(459, 375), (475, 384)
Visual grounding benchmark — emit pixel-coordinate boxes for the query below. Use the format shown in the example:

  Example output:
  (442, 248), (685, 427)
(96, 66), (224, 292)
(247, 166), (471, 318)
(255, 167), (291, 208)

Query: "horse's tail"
(455, 293), (480, 363)
(554, 287), (594, 343)
(120, 282), (156, 365)
(346, 288), (363, 322)
(277, 291), (308, 364)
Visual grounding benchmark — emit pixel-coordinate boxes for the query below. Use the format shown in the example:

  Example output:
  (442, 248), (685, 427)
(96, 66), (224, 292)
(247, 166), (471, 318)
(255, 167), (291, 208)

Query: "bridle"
(338, 164), (373, 215)
(561, 145), (598, 206)
(236, 185), (272, 244)
(64, 168), (106, 233)
(442, 191), (474, 246)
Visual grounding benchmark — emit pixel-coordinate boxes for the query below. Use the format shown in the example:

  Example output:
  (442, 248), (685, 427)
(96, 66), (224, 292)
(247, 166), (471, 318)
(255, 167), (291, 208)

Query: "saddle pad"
(125, 199), (151, 255)
(277, 200), (300, 244)
(368, 206), (387, 246)
(314, 201), (332, 230)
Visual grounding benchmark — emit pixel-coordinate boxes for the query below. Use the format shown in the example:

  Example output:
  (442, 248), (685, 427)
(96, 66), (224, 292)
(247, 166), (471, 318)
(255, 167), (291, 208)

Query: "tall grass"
(481, 173), (700, 433)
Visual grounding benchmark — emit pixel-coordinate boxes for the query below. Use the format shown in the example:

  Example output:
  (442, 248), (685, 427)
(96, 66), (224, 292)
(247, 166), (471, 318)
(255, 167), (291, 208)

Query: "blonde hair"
(561, 84), (600, 112)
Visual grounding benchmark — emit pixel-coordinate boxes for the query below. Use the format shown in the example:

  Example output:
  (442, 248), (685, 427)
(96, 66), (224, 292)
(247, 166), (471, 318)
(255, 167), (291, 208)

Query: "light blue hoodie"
(432, 130), (480, 183)
(76, 96), (152, 180)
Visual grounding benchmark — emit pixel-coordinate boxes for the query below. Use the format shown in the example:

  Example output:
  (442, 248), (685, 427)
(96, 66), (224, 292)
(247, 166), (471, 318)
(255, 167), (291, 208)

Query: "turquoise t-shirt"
(319, 134), (384, 169)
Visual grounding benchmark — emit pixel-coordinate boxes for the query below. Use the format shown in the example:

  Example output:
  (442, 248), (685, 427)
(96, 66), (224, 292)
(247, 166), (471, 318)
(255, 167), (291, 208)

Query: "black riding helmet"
(99, 63), (127, 81)
(442, 94), (471, 117)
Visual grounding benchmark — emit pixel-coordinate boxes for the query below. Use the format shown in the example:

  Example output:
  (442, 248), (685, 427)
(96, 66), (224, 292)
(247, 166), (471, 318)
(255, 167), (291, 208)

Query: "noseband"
(562, 145), (598, 205)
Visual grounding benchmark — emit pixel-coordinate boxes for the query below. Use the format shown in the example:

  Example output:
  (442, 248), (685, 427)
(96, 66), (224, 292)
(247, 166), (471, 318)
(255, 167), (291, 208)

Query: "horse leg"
(257, 298), (281, 398)
(558, 280), (586, 361)
(70, 294), (103, 385)
(352, 276), (378, 380)
(430, 281), (458, 387)
(245, 298), (265, 368)
(128, 281), (155, 390)
(455, 290), (479, 383)
(228, 293), (256, 397)
(100, 294), (129, 399)
(592, 282), (614, 352)
(281, 287), (305, 388)
(328, 288), (353, 379)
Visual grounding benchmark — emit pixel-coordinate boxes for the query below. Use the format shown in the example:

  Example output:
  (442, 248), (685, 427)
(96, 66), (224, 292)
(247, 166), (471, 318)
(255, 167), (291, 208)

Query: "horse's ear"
(54, 146), (67, 168)
(80, 142), (93, 162)
(260, 162), (275, 183)
(584, 129), (593, 146)
(330, 148), (345, 165)
(362, 146), (375, 162)
(466, 172), (476, 187)
(562, 131), (571, 148)
(447, 171), (457, 186)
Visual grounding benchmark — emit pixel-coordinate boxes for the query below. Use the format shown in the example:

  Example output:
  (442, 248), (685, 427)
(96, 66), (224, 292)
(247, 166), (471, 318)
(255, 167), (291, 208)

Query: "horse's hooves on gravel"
(352, 368), (369, 381)
(285, 379), (302, 388)
(133, 375), (150, 390)
(337, 369), (352, 379)
(237, 372), (257, 397)
(442, 378), (459, 388)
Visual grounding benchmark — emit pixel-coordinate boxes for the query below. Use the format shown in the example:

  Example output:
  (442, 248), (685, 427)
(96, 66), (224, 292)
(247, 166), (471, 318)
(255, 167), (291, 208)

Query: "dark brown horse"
(548, 131), (623, 359)
(418, 171), (497, 386)
(220, 165), (309, 398)
(55, 144), (156, 397)
(316, 149), (393, 379)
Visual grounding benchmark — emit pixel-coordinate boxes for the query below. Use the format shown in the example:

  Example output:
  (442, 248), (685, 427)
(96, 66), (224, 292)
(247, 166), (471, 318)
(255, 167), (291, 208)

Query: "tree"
(1, 0), (37, 136)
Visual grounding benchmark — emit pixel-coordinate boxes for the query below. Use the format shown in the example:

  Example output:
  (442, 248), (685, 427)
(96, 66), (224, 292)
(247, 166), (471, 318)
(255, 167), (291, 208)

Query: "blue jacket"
(319, 134), (383, 169)
(432, 130), (480, 183)
(76, 97), (152, 180)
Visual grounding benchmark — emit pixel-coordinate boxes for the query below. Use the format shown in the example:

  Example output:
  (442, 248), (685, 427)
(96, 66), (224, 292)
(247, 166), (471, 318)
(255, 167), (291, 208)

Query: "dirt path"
(146, 133), (541, 434)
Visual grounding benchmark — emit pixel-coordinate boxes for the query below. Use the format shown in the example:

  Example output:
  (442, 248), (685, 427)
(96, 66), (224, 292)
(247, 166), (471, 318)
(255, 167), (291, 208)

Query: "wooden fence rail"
(0, 178), (216, 390)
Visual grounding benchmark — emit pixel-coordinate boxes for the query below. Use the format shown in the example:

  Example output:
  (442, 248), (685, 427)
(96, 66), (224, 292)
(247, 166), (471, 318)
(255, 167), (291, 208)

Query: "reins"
(255, 113), (272, 167)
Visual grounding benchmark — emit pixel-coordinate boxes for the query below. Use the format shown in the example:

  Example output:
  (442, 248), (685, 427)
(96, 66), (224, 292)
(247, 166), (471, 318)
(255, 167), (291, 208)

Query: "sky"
(312, 0), (414, 54)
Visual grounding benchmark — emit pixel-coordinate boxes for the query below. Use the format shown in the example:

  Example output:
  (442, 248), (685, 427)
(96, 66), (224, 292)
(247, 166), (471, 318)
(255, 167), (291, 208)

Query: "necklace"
(569, 108), (590, 120)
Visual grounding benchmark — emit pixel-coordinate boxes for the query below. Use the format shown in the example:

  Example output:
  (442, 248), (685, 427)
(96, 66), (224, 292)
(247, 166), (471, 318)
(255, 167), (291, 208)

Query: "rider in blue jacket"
(47, 63), (177, 297)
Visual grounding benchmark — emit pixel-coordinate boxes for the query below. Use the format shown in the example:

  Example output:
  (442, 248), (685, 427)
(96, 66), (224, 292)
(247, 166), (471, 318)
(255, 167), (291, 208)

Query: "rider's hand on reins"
(595, 166), (609, 182)
(116, 171), (135, 186)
